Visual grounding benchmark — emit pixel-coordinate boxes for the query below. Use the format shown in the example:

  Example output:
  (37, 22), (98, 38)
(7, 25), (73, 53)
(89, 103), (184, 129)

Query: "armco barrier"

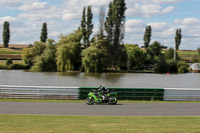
(79, 87), (164, 100)
(0, 85), (79, 100)
(164, 88), (200, 101)
(1, 85), (200, 101)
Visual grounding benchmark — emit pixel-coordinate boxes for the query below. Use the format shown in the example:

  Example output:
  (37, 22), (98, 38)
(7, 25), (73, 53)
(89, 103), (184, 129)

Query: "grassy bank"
(0, 48), (22, 54)
(0, 62), (29, 69)
(0, 114), (200, 133)
(178, 50), (199, 62)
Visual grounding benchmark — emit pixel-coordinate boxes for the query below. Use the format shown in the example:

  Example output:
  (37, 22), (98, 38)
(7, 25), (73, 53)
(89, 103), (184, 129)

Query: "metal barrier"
(1, 85), (200, 101)
(164, 88), (200, 101)
(0, 85), (79, 100)
(79, 87), (164, 100)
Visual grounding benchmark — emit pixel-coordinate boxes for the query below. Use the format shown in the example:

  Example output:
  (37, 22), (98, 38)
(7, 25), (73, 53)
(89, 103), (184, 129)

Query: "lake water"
(0, 70), (200, 88)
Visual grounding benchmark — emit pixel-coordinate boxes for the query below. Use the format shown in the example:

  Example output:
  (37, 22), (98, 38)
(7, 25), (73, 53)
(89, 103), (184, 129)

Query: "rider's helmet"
(97, 85), (102, 89)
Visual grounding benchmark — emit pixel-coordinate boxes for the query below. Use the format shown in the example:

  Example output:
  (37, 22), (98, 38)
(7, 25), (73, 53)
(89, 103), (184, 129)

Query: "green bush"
(178, 66), (188, 73)
(10, 63), (30, 69)
(6, 59), (13, 65)
(156, 57), (169, 73)
(166, 59), (177, 72)
(0, 64), (9, 69)
(177, 61), (189, 73)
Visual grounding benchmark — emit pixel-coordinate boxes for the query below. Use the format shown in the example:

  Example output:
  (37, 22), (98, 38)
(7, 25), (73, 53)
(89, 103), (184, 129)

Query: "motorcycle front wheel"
(86, 97), (95, 105)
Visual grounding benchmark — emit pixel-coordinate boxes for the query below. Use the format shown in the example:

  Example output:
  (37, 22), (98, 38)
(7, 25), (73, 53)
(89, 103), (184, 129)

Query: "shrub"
(10, 63), (30, 69)
(156, 57), (169, 73)
(0, 64), (9, 69)
(177, 61), (189, 73)
(166, 59), (177, 72)
(178, 66), (188, 73)
(6, 59), (13, 65)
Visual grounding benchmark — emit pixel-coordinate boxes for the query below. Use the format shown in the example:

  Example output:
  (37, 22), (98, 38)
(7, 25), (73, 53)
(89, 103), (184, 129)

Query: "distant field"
(177, 50), (199, 62)
(0, 54), (21, 60)
(0, 47), (23, 60)
(0, 46), (199, 62)
(0, 60), (23, 64)
(0, 48), (22, 54)
(0, 44), (29, 49)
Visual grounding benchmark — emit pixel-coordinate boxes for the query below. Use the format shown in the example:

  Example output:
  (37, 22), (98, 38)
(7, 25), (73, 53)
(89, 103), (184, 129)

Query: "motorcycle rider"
(97, 85), (110, 100)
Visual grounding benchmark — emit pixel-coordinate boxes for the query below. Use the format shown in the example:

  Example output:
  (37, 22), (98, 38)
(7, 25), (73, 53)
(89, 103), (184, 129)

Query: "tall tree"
(105, 2), (114, 68)
(98, 6), (105, 36)
(105, 2), (114, 44)
(197, 46), (200, 57)
(86, 6), (93, 47)
(105, 0), (127, 68)
(40, 22), (48, 43)
(175, 28), (182, 50)
(81, 6), (93, 48)
(3, 21), (10, 48)
(174, 28), (182, 60)
(143, 25), (152, 49)
(112, 0), (126, 50)
(81, 7), (87, 47)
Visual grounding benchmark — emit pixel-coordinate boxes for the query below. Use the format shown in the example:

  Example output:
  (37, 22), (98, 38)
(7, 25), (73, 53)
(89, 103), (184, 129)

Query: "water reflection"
(0, 70), (200, 88)
(58, 71), (81, 77)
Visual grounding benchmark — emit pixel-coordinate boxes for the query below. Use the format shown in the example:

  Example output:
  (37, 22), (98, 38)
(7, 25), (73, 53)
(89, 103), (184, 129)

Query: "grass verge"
(0, 114), (200, 133)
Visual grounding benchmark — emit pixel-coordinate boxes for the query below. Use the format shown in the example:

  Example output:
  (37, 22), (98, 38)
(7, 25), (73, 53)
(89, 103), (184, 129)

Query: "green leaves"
(82, 46), (104, 73)
(3, 21), (10, 48)
(40, 22), (48, 43)
(56, 29), (82, 72)
(81, 6), (93, 48)
(125, 45), (146, 70)
(144, 25), (152, 49)
(175, 28), (182, 50)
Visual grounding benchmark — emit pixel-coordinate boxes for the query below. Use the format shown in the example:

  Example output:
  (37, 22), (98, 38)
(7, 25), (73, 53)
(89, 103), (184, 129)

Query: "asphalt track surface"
(1, 102), (200, 116)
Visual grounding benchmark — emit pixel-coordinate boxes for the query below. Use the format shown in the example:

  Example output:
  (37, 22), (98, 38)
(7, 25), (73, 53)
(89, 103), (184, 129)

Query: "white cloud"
(174, 18), (200, 25)
(126, 19), (146, 27)
(148, 22), (168, 32)
(153, 0), (182, 4)
(19, 2), (48, 11)
(0, 0), (199, 50)
(62, 13), (80, 21)
(18, 3), (61, 21)
(161, 28), (176, 37)
(0, 16), (18, 23)
(0, 0), (37, 8)
(161, 6), (175, 14)
(127, 3), (175, 18)
(19, 11), (60, 21)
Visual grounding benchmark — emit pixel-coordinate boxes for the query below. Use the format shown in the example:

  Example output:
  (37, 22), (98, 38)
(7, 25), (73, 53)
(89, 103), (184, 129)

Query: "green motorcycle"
(85, 90), (118, 105)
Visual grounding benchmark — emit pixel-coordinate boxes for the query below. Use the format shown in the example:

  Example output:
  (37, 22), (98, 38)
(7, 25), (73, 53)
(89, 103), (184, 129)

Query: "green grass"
(1, 98), (200, 103)
(177, 50), (199, 62)
(177, 50), (198, 55)
(0, 114), (200, 133)
(0, 60), (24, 64)
(0, 48), (22, 54)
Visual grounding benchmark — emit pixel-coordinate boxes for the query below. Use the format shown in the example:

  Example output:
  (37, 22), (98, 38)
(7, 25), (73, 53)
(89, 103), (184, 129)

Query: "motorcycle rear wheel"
(86, 97), (95, 105)
(108, 97), (118, 104)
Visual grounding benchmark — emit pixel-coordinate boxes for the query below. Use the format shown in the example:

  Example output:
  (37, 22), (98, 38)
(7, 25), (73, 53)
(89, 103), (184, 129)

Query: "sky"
(0, 0), (200, 50)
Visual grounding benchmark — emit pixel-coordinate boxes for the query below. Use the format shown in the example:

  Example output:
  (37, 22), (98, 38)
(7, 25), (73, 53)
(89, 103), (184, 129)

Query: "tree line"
(2, 0), (190, 73)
